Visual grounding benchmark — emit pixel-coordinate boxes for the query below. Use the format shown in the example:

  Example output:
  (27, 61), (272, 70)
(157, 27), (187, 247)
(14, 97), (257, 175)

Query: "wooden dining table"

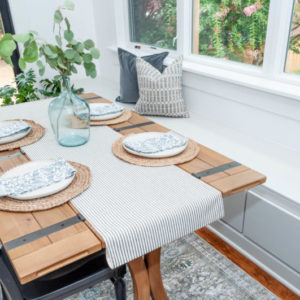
(0, 93), (266, 300)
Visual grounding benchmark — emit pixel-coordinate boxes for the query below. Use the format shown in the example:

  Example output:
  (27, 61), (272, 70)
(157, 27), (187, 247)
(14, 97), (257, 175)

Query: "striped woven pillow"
(135, 56), (189, 118)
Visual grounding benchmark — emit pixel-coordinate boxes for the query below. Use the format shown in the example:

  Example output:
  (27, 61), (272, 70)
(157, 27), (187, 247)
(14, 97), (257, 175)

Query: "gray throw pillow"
(116, 48), (168, 104)
(135, 56), (189, 118)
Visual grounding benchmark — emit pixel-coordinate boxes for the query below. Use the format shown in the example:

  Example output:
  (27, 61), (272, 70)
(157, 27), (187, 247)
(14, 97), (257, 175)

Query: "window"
(285, 0), (300, 74)
(128, 0), (177, 50)
(192, 0), (270, 66)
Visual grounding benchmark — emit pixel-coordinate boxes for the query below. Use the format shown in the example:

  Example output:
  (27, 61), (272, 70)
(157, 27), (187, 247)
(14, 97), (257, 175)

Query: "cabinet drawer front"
(222, 191), (246, 232)
(244, 191), (300, 273)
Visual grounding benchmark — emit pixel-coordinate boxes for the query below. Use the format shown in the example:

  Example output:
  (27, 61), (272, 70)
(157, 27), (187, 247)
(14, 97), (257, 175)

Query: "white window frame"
(113, 0), (300, 100)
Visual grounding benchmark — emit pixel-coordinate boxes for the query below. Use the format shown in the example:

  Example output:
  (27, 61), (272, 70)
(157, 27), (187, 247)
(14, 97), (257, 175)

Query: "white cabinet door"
(222, 191), (246, 232)
(244, 191), (300, 273)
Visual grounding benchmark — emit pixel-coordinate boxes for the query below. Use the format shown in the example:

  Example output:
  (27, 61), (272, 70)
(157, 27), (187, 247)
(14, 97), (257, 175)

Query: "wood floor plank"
(196, 228), (300, 300)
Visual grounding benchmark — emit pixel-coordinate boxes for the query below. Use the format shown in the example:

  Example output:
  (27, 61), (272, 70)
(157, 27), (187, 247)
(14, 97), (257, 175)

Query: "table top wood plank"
(12, 230), (101, 284)
(209, 170), (266, 197)
(32, 204), (87, 243)
(196, 145), (233, 166)
(178, 158), (212, 174)
(0, 211), (51, 261)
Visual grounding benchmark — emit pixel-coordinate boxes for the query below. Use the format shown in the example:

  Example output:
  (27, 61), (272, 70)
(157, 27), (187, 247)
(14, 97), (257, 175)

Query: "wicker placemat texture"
(0, 161), (91, 212)
(0, 119), (45, 151)
(112, 135), (200, 167)
(90, 110), (132, 126)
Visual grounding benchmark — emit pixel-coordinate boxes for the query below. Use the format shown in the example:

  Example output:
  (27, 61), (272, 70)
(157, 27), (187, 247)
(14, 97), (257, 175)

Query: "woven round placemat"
(0, 161), (91, 212)
(112, 135), (200, 167)
(90, 110), (132, 126)
(0, 119), (45, 151)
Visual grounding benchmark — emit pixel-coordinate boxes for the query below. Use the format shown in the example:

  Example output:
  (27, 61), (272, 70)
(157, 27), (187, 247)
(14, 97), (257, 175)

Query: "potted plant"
(0, 0), (100, 147)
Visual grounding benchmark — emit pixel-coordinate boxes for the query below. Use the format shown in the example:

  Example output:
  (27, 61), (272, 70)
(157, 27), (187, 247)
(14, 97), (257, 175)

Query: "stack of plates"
(89, 103), (124, 121)
(122, 131), (188, 158)
(0, 120), (31, 145)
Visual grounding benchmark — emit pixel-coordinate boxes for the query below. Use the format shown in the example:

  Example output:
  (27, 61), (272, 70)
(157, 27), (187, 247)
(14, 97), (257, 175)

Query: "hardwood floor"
(196, 228), (300, 300)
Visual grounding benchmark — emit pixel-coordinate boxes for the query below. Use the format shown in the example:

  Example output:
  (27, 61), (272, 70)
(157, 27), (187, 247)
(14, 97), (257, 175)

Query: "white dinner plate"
(90, 103), (124, 121)
(122, 132), (188, 158)
(1, 160), (75, 200)
(0, 121), (31, 145)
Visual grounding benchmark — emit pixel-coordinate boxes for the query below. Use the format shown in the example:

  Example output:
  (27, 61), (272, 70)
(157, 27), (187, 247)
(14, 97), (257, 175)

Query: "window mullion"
(177, 0), (193, 57)
(113, 0), (130, 47)
(263, 0), (294, 77)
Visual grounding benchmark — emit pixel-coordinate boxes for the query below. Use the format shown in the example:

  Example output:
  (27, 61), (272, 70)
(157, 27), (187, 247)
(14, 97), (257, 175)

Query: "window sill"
(108, 45), (300, 103)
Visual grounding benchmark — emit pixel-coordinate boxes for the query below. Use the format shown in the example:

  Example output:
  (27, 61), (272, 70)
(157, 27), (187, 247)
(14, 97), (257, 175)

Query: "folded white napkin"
(0, 121), (30, 139)
(0, 158), (76, 197)
(123, 131), (188, 154)
(90, 103), (124, 117)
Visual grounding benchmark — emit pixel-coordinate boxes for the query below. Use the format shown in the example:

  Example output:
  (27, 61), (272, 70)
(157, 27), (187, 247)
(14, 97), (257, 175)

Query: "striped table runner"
(0, 100), (224, 268)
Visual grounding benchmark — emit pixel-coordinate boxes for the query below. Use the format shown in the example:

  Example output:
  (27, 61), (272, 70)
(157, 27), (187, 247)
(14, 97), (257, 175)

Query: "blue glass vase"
(48, 76), (90, 147)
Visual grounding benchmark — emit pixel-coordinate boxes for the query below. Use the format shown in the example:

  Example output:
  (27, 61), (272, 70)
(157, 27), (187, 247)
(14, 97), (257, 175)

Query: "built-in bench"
(75, 78), (300, 295)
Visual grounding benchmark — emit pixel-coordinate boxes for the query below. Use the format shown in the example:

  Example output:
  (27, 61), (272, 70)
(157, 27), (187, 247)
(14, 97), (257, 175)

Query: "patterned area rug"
(66, 234), (278, 300)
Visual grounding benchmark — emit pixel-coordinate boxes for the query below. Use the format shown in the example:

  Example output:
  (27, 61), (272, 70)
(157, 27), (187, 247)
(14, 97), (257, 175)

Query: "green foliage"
(198, 0), (270, 65)
(0, 85), (16, 106)
(0, 69), (39, 106)
(131, 0), (177, 50)
(39, 76), (84, 97)
(289, 1), (300, 54)
(0, 0), (100, 78)
(14, 69), (40, 104)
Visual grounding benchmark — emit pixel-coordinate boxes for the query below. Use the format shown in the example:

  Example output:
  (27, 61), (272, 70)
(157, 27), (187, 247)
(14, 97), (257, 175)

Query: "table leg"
(128, 248), (169, 300)
(145, 248), (169, 300)
(128, 257), (150, 300)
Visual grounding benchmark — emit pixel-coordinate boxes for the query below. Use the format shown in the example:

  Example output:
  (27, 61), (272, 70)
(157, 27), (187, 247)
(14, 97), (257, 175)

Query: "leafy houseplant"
(0, 0), (100, 147)
(0, 69), (40, 106)
(15, 69), (40, 104)
(0, 86), (15, 106)
(40, 76), (84, 98)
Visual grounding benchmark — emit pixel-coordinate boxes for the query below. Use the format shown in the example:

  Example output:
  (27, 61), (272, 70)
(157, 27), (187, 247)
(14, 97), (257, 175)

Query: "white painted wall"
(8, 0), (99, 81)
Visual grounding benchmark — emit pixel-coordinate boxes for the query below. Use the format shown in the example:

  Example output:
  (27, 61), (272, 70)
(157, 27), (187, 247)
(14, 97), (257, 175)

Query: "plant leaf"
(84, 39), (94, 50)
(64, 0), (75, 10)
(54, 10), (63, 23)
(90, 47), (100, 59)
(23, 41), (38, 63)
(83, 53), (92, 63)
(84, 62), (96, 78)
(64, 49), (76, 59)
(0, 38), (16, 58)
(43, 45), (57, 59)
(75, 42), (84, 53)
(64, 30), (74, 42)
(36, 60), (45, 75)
(65, 17), (71, 31)
(57, 56), (68, 70)
(18, 58), (26, 71)
(2, 56), (13, 66)
(70, 65), (77, 73)
(55, 35), (62, 47)
(13, 34), (31, 44)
